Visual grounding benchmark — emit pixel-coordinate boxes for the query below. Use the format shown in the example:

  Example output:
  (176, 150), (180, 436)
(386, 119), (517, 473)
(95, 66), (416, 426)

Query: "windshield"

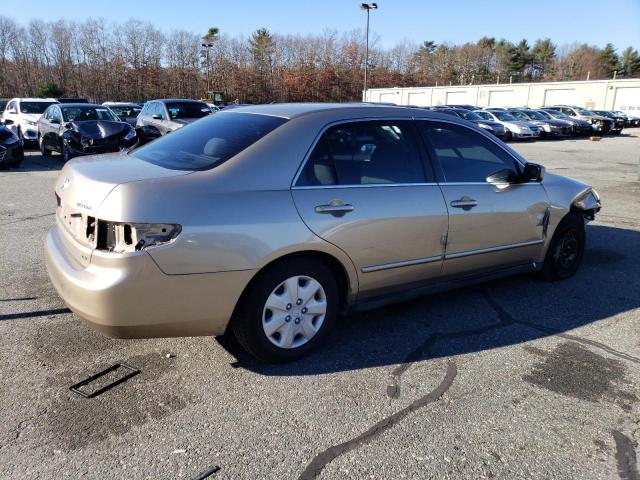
(509, 111), (530, 120)
(62, 106), (120, 122)
(110, 105), (142, 118)
(20, 101), (57, 114)
(524, 111), (546, 120)
(459, 110), (482, 121)
(535, 110), (552, 119)
(475, 111), (493, 120)
(165, 101), (211, 119)
(494, 112), (517, 121)
(132, 112), (287, 171)
(544, 110), (569, 119)
(578, 109), (593, 116)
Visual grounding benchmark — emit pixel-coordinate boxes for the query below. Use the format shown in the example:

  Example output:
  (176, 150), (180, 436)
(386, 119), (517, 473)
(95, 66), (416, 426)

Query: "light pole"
(360, 3), (377, 101)
(201, 42), (214, 93)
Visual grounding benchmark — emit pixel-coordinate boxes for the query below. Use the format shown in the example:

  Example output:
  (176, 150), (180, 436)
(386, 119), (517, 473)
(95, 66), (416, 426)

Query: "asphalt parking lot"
(1, 135), (639, 479)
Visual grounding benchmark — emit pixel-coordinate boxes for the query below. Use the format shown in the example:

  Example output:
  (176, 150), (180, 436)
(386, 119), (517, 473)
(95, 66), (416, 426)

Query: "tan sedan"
(45, 104), (601, 361)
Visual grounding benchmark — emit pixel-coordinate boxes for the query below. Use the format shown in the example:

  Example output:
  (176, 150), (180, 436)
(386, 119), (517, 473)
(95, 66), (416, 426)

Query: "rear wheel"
(540, 213), (585, 281)
(231, 259), (339, 362)
(505, 130), (513, 141)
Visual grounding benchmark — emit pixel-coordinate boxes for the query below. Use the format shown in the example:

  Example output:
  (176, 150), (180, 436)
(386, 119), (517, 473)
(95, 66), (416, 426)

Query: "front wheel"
(540, 214), (585, 281)
(61, 142), (74, 162)
(39, 135), (52, 157)
(231, 259), (339, 362)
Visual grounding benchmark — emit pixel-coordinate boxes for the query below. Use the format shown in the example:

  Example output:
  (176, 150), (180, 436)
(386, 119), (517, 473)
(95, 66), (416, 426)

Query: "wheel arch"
(227, 249), (356, 334)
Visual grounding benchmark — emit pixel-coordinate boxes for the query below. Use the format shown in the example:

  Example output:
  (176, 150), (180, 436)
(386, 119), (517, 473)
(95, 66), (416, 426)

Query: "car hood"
(69, 120), (131, 138)
(54, 152), (193, 216)
(473, 120), (503, 127)
(504, 120), (535, 129)
(169, 118), (202, 127)
(20, 113), (42, 123)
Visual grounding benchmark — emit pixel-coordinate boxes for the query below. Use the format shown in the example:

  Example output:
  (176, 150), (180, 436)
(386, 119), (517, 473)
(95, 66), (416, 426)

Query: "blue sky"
(8, 0), (640, 49)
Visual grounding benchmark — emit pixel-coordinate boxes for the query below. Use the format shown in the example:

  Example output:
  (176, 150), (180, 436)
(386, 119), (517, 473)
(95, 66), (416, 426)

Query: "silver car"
(475, 110), (541, 140)
(45, 104), (601, 362)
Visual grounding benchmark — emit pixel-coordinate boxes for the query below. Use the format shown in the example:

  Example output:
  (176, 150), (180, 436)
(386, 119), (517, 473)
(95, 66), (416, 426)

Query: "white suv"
(1, 98), (58, 143)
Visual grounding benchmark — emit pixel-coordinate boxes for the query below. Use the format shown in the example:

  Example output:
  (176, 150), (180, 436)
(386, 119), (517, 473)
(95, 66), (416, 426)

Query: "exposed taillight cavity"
(95, 220), (181, 253)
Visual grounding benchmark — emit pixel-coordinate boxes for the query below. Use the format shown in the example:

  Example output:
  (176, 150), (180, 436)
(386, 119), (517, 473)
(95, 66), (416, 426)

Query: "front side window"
(418, 122), (520, 183)
(132, 112), (287, 171)
(297, 121), (426, 186)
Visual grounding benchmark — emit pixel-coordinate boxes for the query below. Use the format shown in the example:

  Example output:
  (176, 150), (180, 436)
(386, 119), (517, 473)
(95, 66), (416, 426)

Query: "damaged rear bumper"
(45, 225), (255, 338)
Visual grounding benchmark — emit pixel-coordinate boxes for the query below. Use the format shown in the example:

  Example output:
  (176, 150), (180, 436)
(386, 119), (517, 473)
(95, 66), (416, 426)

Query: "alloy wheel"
(262, 275), (327, 349)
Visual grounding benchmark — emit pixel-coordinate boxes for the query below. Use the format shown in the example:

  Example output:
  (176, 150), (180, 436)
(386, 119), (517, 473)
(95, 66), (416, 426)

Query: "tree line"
(1, 16), (638, 104)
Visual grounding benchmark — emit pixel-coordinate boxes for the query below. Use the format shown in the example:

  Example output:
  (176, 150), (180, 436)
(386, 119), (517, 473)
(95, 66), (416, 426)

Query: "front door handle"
(315, 203), (354, 215)
(450, 198), (478, 209)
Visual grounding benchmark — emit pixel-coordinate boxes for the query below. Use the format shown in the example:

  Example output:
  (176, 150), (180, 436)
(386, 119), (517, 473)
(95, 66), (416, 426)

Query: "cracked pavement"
(1, 135), (639, 479)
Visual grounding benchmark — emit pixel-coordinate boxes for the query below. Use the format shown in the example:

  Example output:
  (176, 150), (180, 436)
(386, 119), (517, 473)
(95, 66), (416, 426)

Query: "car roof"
(57, 103), (105, 108)
(155, 99), (207, 104)
(219, 102), (469, 121)
(12, 97), (57, 102)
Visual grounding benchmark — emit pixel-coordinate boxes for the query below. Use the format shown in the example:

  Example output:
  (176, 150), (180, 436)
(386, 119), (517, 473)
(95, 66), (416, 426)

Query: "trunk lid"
(54, 152), (192, 267)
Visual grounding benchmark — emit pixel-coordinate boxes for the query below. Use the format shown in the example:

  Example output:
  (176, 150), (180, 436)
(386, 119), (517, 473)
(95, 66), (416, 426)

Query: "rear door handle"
(315, 203), (354, 214)
(450, 198), (478, 209)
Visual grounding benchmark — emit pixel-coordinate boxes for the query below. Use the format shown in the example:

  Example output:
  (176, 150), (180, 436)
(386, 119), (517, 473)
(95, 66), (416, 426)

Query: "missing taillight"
(94, 220), (181, 253)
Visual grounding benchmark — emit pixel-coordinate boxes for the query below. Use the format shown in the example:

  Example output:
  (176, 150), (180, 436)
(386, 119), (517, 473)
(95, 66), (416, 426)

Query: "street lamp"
(360, 2), (377, 101)
(201, 42), (214, 93)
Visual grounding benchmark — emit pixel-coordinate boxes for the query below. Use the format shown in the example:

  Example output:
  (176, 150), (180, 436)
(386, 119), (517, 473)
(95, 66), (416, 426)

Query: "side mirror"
(151, 114), (162, 120)
(486, 168), (519, 185)
(4, 119), (14, 126)
(522, 162), (545, 182)
(64, 122), (73, 129)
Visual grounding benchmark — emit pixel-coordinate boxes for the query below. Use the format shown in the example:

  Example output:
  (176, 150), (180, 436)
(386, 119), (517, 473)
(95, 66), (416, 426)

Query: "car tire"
(231, 258), (340, 362)
(539, 213), (585, 281)
(61, 142), (73, 162)
(39, 135), (52, 157)
(10, 147), (24, 168)
(505, 130), (512, 141)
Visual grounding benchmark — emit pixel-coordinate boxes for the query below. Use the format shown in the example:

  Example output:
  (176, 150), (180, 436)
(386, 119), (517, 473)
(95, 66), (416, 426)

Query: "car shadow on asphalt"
(217, 223), (640, 376)
(1, 150), (65, 173)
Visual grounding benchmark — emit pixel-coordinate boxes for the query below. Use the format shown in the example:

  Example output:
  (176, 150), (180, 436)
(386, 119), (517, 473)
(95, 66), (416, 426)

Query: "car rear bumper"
(45, 225), (255, 338)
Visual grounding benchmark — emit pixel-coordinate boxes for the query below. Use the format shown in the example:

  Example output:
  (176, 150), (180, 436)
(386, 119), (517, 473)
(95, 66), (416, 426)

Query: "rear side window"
(132, 112), (287, 171)
(418, 122), (520, 183)
(297, 120), (427, 186)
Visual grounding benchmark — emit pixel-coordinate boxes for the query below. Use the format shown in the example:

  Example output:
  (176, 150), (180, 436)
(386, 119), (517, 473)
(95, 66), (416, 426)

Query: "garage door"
(613, 87), (640, 118)
(488, 90), (517, 107)
(543, 89), (576, 106)
(407, 91), (431, 106)
(445, 91), (472, 104)
(379, 92), (400, 104)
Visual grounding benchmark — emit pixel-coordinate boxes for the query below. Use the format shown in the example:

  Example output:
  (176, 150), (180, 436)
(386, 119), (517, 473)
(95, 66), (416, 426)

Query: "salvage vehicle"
(0, 124), (24, 168)
(103, 102), (143, 126)
(45, 104), (601, 362)
(1, 97), (59, 143)
(536, 109), (592, 136)
(590, 110), (624, 134)
(37, 103), (137, 161)
(508, 109), (572, 138)
(612, 110), (640, 127)
(547, 106), (613, 135)
(135, 99), (212, 143)
(474, 110), (540, 139)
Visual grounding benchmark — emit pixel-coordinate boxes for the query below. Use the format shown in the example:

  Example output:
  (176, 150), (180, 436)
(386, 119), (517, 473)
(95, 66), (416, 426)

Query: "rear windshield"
(20, 101), (57, 114)
(165, 101), (211, 119)
(132, 112), (287, 171)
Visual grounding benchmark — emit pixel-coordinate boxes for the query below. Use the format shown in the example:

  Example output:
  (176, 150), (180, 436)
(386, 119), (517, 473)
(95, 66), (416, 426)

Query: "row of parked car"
(0, 96), (634, 168)
(426, 104), (633, 141)
(0, 97), (221, 167)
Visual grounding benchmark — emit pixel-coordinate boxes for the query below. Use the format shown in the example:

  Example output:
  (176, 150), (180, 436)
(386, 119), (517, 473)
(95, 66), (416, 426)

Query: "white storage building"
(364, 78), (640, 116)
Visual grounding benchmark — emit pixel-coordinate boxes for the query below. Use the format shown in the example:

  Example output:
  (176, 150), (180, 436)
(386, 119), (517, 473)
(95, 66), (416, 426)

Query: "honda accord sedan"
(45, 104), (601, 362)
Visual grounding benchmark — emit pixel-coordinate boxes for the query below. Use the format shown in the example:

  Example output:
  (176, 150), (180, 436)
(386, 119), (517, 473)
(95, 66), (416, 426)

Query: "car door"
(39, 106), (53, 146)
(417, 120), (550, 277)
(291, 119), (449, 299)
(47, 106), (64, 151)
